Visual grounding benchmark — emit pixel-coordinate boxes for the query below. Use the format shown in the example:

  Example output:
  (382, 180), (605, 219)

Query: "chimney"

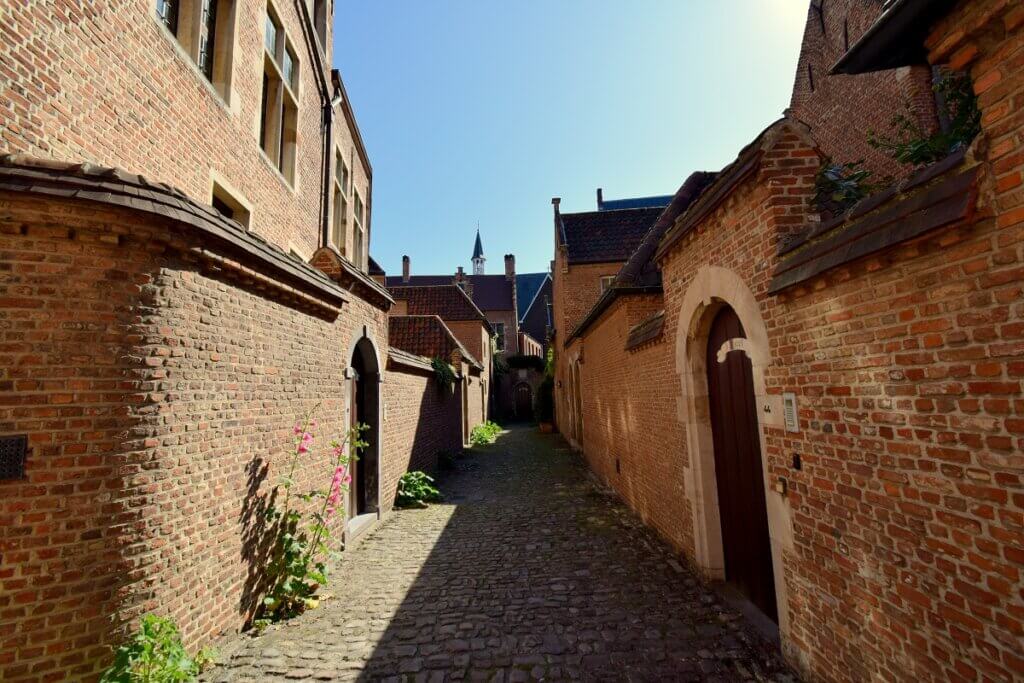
(551, 197), (561, 214)
(504, 254), (515, 281)
(596, 188), (603, 209)
(402, 255), (410, 283)
(456, 266), (464, 281)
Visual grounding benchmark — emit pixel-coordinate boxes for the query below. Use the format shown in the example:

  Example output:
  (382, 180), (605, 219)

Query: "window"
(211, 179), (251, 228)
(154, 0), (235, 99)
(599, 275), (615, 294)
(259, 4), (299, 184)
(492, 322), (506, 352)
(331, 149), (349, 254)
(352, 189), (366, 271)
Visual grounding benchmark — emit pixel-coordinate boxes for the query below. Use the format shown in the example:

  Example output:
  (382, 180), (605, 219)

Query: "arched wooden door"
(350, 338), (379, 518)
(706, 306), (777, 622)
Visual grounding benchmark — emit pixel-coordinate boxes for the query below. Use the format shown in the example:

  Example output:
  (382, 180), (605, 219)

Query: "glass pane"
(198, 0), (219, 81)
(156, 0), (179, 33)
(259, 72), (269, 150)
(283, 46), (296, 89)
(264, 14), (278, 56)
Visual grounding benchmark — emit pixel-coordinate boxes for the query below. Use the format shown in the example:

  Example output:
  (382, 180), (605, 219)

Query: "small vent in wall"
(783, 393), (799, 433)
(0, 435), (28, 479)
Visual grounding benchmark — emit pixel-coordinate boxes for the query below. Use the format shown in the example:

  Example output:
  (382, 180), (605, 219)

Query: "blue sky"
(334, 1), (809, 276)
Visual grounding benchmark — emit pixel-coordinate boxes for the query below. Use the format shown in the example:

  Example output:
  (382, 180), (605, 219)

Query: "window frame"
(153, 0), (236, 104)
(259, 1), (300, 186)
(331, 148), (349, 255)
(599, 275), (615, 294)
(492, 322), (506, 352)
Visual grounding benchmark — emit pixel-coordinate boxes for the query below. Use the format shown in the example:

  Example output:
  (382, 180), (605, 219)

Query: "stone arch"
(674, 265), (795, 638)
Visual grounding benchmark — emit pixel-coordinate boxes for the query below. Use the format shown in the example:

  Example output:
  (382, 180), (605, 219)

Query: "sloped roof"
(472, 230), (484, 259)
(387, 284), (492, 332)
(515, 272), (550, 320)
(557, 206), (665, 264)
(388, 315), (482, 370)
(384, 273), (514, 312)
(368, 255), (385, 276)
(567, 172), (715, 342)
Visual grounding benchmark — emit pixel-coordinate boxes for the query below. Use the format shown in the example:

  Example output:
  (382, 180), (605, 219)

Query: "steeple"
(472, 228), (485, 275)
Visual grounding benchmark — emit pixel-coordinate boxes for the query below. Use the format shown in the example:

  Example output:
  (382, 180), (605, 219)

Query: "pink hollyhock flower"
(309, 420), (317, 428)
(293, 423), (303, 435)
(297, 444), (308, 454)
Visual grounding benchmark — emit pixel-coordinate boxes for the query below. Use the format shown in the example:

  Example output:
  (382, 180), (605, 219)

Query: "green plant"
(395, 471), (442, 507)
(868, 71), (981, 166)
(259, 408), (368, 623)
(431, 357), (456, 393)
(101, 615), (214, 682)
(812, 159), (886, 215)
(470, 420), (502, 446)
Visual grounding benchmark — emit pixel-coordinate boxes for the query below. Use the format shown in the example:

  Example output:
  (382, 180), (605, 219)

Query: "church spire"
(472, 227), (485, 275)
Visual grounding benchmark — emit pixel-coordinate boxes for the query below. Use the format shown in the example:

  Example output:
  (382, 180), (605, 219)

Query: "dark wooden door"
(514, 384), (532, 421)
(706, 306), (778, 622)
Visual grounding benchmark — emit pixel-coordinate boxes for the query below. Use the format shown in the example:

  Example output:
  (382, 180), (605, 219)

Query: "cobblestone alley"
(205, 426), (795, 682)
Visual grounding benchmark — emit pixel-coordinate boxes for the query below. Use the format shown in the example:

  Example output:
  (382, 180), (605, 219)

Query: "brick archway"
(674, 266), (796, 642)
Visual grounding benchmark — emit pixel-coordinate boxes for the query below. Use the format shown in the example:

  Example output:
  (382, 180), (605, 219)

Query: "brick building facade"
(554, 1), (1024, 681)
(0, 1), (457, 680)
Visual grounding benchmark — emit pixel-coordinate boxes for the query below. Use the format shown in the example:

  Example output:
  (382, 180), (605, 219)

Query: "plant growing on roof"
(868, 70), (981, 166)
(257, 407), (368, 628)
(431, 357), (456, 393)
(812, 159), (886, 216)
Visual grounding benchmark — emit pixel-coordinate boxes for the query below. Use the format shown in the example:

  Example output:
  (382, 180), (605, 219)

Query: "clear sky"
(334, 1), (809, 276)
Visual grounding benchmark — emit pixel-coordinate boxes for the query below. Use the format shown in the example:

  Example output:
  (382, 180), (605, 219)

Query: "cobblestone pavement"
(205, 426), (795, 682)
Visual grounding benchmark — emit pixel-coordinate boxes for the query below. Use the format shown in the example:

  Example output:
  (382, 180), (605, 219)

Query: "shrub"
(100, 615), (214, 682)
(431, 357), (455, 393)
(258, 409), (367, 625)
(868, 70), (980, 166)
(470, 421), (502, 446)
(395, 471), (442, 507)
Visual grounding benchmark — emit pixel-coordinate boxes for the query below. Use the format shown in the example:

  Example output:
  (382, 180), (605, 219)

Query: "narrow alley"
(206, 427), (794, 682)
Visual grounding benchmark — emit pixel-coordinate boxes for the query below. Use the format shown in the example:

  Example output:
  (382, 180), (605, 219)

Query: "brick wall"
(0, 194), (387, 681)
(0, 0), (369, 259)
(788, 0), (936, 178)
(380, 364), (462, 509)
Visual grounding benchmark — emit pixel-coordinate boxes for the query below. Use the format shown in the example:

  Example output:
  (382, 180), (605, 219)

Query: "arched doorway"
(349, 336), (380, 520)
(706, 306), (777, 622)
(513, 383), (533, 421)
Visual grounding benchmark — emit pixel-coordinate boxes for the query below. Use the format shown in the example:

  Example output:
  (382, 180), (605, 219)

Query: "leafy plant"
(100, 615), (214, 682)
(470, 421), (502, 446)
(431, 357), (456, 393)
(395, 471), (442, 508)
(812, 159), (886, 215)
(259, 408), (368, 624)
(868, 70), (981, 166)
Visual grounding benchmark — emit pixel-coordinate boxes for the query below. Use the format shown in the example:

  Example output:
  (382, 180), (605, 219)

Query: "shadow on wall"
(238, 456), (276, 625)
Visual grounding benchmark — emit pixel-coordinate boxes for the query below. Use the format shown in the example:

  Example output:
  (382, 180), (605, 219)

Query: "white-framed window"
(259, 2), (299, 184)
(599, 275), (615, 294)
(492, 322), (506, 352)
(155, 0), (236, 100)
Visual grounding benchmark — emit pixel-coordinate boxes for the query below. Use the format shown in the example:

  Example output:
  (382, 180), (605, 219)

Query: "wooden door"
(706, 306), (778, 622)
(514, 384), (532, 421)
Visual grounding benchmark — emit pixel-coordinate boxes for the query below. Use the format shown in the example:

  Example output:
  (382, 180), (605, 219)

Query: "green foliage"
(431, 357), (456, 393)
(259, 408), (368, 624)
(544, 347), (555, 378)
(813, 159), (886, 215)
(395, 471), (443, 507)
(492, 354), (509, 376)
(868, 71), (981, 166)
(470, 421), (502, 446)
(100, 615), (214, 683)
(505, 354), (545, 371)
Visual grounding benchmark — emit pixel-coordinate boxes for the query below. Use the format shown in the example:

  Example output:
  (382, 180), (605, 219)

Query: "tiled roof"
(368, 255), (385, 276)
(384, 274), (514, 312)
(557, 206), (664, 264)
(770, 150), (977, 294)
(0, 154), (371, 310)
(387, 285), (492, 331)
(388, 315), (482, 370)
(567, 172), (715, 342)
(515, 272), (550, 320)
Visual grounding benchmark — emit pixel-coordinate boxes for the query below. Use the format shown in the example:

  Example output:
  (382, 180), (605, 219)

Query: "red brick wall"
(0, 195), (387, 682)
(0, 0), (369, 259)
(381, 364), (462, 509)
(788, 0), (937, 178)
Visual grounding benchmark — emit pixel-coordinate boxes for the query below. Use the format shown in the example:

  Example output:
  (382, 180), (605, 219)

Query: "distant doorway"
(349, 337), (380, 519)
(706, 306), (777, 622)
(513, 383), (533, 421)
